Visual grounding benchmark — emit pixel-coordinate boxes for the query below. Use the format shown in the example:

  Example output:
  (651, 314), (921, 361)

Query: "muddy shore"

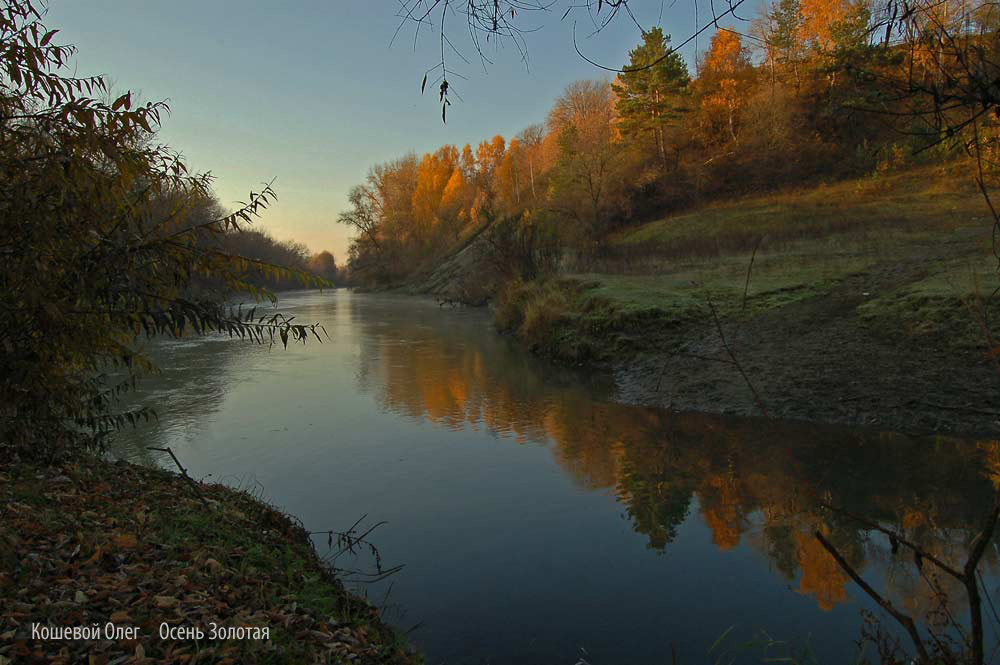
(611, 307), (1000, 438)
(558, 266), (1000, 437)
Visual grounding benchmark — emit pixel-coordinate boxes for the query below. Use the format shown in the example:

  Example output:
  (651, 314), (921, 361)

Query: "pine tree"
(764, 0), (804, 84)
(612, 27), (691, 167)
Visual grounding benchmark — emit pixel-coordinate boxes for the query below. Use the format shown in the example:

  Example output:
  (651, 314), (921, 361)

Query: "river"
(109, 288), (1000, 664)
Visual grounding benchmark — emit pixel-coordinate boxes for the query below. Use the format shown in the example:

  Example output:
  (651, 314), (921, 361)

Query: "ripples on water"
(111, 289), (1000, 664)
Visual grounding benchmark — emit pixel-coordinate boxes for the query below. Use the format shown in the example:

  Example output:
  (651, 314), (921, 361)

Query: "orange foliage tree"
(696, 31), (755, 145)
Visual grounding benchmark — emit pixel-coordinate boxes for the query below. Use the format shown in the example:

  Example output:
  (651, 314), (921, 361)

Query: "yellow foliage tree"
(697, 31), (754, 144)
(412, 146), (459, 239)
(798, 0), (853, 50)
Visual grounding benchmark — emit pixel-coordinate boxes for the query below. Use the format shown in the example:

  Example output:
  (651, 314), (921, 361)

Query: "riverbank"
(0, 451), (420, 664)
(494, 166), (1000, 436)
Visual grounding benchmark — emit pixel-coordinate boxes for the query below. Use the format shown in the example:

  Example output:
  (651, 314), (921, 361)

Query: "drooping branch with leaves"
(0, 0), (326, 458)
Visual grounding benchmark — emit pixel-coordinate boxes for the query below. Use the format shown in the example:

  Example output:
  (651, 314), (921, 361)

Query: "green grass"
(879, 254), (999, 296)
(572, 166), (997, 332)
(566, 228), (909, 329)
(572, 247), (874, 319)
(856, 255), (1000, 349)
(502, 164), (1000, 363)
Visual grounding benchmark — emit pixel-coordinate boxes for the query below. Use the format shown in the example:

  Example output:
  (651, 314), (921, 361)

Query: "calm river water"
(111, 289), (1000, 664)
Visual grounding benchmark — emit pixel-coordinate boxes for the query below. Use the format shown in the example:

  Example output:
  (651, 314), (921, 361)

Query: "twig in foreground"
(146, 446), (208, 507)
(705, 293), (769, 418)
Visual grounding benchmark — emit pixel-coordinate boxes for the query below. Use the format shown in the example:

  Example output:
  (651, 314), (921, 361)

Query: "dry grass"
(496, 279), (579, 345)
(604, 165), (988, 264)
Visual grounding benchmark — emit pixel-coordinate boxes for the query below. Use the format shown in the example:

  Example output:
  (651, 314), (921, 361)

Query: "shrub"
(519, 283), (573, 349)
(0, 2), (322, 458)
(479, 212), (561, 283)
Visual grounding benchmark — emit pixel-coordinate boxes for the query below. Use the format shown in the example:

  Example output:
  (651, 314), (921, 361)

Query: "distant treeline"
(216, 229), (341, 291)
(180, 195), (343, 292)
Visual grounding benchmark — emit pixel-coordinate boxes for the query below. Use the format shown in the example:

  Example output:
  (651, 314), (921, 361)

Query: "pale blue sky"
(46, 1), (737, 260)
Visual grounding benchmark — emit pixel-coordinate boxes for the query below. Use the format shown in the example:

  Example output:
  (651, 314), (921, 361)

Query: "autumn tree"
(469, 135), (507, 220)
(514, 124), (547, 204)
(476, 135), (507, 183)
(827, 0), (872, 57)
(339, 185), (383, 263)
(0, 1), (323, 457)
(759, 0), (804, 86)
(412, 145), (469, 244)
(488, 126), (550, 219)
(547, 80), (627, 245)
(798, 0), (856, 51)
(371, 154), (420, 253)
(308, 251), (339, 283)
(339, 154), (420, 282)
(696, 31), (755, 144)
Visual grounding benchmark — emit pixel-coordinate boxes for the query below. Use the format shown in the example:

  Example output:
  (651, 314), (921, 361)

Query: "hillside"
(497, 165), (1000, 435)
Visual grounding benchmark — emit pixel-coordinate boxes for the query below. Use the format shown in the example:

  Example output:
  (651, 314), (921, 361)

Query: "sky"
(45, 1), (738, 260)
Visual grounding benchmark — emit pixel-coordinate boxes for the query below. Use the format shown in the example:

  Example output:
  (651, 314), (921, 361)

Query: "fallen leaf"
(113, 534), (137, 549)
(153, 595), (178, 609)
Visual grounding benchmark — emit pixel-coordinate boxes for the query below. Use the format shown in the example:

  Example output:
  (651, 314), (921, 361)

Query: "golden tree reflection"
(794, 528), (850, 611)
(355, 315), (1000, 618)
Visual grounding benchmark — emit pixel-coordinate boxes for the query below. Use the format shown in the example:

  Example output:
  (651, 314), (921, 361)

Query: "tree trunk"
(653, 89), (667, 167)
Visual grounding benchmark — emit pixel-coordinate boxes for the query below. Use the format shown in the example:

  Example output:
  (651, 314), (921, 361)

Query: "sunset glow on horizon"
(47, 1), (706, 262)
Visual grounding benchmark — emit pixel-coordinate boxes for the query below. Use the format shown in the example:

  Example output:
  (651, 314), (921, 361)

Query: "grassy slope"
(610, 165), (987, 256)
(558, 165), (996, 353)
(497, 164), (1000, 434)
(0, 453), (419, 665)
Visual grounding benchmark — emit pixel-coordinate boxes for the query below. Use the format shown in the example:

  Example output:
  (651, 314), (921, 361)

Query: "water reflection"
(352, 298), (1000, 616)
(107, 332), (271, 467)
(111, 290), (1000, 663)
